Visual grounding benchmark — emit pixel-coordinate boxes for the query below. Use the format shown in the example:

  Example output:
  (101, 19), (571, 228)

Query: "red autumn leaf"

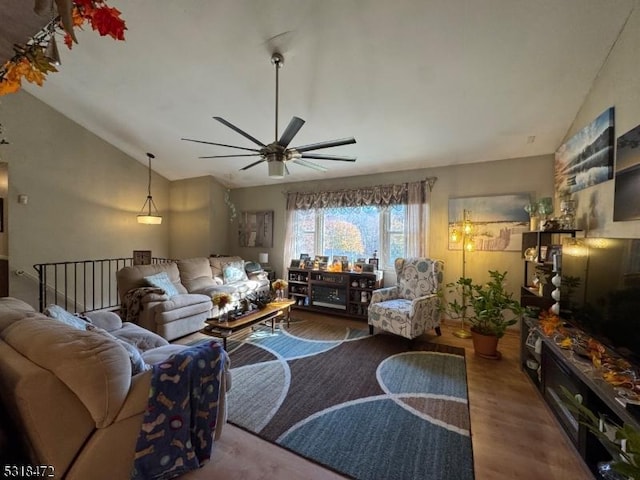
(89, 6), (126, 40)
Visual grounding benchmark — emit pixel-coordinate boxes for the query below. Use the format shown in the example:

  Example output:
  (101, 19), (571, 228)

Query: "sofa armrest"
(84, 310), (123, 332)
(247, 271), (267, 281)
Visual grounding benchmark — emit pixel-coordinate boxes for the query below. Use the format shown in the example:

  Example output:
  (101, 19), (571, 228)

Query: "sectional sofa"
(0, 297), (230, 480)
(116, 256), (270, 340)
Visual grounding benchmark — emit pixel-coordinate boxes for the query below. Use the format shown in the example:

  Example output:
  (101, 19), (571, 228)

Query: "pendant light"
(137, 153), (162, 224)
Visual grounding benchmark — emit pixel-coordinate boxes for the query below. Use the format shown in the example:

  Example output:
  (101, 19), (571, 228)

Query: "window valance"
(288, 183), (414, 210)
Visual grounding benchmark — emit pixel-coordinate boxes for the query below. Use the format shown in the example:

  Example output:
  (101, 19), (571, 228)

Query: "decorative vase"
(276, 289), (284, 301)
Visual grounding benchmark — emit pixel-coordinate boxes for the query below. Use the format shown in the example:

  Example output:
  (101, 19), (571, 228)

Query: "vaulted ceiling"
(2, 0), (636, 188)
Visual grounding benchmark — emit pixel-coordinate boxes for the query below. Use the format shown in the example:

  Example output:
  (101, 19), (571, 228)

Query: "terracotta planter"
(471, 329), (502, 360)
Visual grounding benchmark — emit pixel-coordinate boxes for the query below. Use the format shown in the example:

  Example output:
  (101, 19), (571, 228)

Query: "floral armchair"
(367, 257), (444, 339)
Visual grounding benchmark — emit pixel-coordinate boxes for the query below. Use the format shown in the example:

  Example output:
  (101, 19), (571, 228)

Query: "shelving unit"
(520, 317), (640, 476)
(287, 268), (382, 320)
(520, 230), (580, 310)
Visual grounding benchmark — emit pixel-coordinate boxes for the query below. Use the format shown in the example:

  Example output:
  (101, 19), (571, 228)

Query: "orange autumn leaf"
(0, 78), (21, 95)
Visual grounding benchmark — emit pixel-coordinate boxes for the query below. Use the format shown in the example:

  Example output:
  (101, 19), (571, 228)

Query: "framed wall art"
(448, 194), (530, 251)
(238, 210), (274, 247)
(613, 123), (640, 221)
(554, 107), (615, 194)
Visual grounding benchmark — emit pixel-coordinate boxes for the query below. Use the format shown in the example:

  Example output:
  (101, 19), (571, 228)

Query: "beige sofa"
(0, 297), (229, 480)
(116, 257), (270, 340)
(116, 262), (213, 341)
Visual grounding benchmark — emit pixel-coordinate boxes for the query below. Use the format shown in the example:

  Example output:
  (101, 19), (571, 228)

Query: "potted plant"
(443, 270), (524, 359)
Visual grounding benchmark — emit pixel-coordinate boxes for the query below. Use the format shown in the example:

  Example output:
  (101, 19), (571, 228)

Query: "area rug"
(226, 320), (474, 480)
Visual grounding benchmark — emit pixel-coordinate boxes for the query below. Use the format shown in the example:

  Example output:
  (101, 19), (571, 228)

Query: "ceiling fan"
(182, 52), (356, 179)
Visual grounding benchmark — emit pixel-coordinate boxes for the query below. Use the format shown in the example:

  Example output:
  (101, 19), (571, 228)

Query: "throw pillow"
(44, 304), (91, 330)
(144, 272), (179, 297)
(86, 324), (150, 375)
(222, 261), (248, 284)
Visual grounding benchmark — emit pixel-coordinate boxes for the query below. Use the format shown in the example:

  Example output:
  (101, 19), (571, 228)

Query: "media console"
(287, 268), (383, 320)
(521, 317), (640, 476)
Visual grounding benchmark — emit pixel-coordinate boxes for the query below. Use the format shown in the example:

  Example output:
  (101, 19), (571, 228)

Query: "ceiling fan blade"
(293, 158), (328, 172)
(240, 159), (267, 171)
(199, 154), (263, 159)
(181, 138), (262, 153)
(213, 117), (266, 147)
(293, 137), (356, 153)
(278, 116), (305, 148)
(301, 153), (357, 162)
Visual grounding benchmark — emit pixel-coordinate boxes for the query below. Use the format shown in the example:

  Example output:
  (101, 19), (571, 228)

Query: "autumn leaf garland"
(0, 0), (126, 96)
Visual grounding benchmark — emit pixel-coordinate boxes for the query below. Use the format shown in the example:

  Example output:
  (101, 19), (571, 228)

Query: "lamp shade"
(137, 214), (162, 225)
(268, 161), (285, 178)
(259, 253), (269, 264)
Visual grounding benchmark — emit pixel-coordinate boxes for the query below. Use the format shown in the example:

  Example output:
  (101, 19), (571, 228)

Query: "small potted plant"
(443, 270), (524, 359)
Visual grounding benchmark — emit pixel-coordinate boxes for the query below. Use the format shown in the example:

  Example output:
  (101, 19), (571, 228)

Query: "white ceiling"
(13, 0), (637, 188)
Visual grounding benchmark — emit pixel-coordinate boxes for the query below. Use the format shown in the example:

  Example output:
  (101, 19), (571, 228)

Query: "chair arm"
(371, 286), (400, 304)
(410, 293), (440, 316)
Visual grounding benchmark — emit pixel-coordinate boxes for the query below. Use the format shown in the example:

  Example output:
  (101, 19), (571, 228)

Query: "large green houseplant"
(443, 270), (524, 359)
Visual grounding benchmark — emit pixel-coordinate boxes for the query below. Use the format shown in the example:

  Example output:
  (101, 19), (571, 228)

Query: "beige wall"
(228, 153), (555, 293)
(169, 175), (229, 258)
(559, 5), (640, 238)
(0, 91), (170, 305)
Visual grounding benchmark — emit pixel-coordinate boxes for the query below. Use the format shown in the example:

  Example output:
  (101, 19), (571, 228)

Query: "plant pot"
(471, 329), (502, 360)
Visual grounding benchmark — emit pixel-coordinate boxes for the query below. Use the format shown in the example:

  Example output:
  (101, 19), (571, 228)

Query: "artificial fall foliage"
(0, 0), (126, 96)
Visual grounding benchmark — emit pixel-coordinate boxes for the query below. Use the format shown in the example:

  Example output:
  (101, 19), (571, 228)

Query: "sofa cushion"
(144, 272), (179, 297)
(1, 317), (132, 428)
(84, 310), (123, 331)
(209, 256), (244, 281)
(44, 304), (91, 330)
(86, 325), (150, 376)
(222, 261), (249, 284)
(113, 322), (169, 351)
(177, 257), (217, 293)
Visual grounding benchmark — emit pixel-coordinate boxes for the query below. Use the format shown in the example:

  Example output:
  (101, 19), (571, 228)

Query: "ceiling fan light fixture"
(268, 161), (285, 179)
(137, 152), (163, 225)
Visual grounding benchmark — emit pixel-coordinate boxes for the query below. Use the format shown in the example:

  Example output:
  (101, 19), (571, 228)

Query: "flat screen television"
(560, 237), (640, 364)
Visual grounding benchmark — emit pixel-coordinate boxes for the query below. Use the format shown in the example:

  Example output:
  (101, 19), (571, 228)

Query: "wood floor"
(179, 311), (595, 480)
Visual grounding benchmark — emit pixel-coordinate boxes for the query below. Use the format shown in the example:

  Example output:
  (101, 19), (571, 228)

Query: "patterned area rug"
(226, 319), (474, 480)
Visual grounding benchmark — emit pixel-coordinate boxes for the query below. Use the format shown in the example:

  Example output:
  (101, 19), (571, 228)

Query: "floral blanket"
(131, 340), (228, 480)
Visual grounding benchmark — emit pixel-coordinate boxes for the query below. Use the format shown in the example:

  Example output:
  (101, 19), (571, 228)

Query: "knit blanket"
(121, 287), (165, 323)
(131, 340), (228, 480)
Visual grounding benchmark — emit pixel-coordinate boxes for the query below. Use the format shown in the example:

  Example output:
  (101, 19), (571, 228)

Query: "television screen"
(561, 237), (640, 363)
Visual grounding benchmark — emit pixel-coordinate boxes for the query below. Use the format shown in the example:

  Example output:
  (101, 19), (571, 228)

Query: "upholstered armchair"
(368, 257), (444, 339)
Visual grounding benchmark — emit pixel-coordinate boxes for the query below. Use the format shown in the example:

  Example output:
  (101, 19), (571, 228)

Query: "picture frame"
(315, 255), (329, 264)
(539, 246), (548, 263)
(290, 259), (302, 268)
(547, 244), (562, 263)
(299, 253), (310, 261)
(362, 263), (375, 273)
(238, 210), (274, 247)
(318, 261), (328, 271)
(368, 258), (379, 270)
(133, 250), (152, 266)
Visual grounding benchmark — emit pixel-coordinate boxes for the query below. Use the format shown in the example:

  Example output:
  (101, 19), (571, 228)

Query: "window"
(292, 205), (406, 269)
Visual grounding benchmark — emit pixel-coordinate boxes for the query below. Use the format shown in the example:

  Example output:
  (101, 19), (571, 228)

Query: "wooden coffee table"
(201, 299), (296, 349)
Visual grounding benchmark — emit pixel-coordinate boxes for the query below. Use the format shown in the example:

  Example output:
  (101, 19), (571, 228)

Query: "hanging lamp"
(137, 152), (162, 224)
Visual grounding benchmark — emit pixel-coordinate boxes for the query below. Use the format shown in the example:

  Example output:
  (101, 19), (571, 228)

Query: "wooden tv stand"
(521, 317), (640, 476)
(287, 268), (382, 320)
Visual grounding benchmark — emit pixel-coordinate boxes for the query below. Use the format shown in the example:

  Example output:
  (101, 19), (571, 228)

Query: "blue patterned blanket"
(131, 340), (228, 480)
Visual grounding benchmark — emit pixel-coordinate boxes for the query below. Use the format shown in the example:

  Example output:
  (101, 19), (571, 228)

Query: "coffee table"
(201, 299), (296, 349)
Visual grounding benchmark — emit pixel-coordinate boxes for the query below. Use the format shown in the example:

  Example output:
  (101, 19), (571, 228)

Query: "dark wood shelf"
(287, 268), (382, 320)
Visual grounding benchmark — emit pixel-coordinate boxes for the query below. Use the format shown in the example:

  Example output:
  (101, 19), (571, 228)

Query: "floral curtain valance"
(289, 183), (414, 210)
